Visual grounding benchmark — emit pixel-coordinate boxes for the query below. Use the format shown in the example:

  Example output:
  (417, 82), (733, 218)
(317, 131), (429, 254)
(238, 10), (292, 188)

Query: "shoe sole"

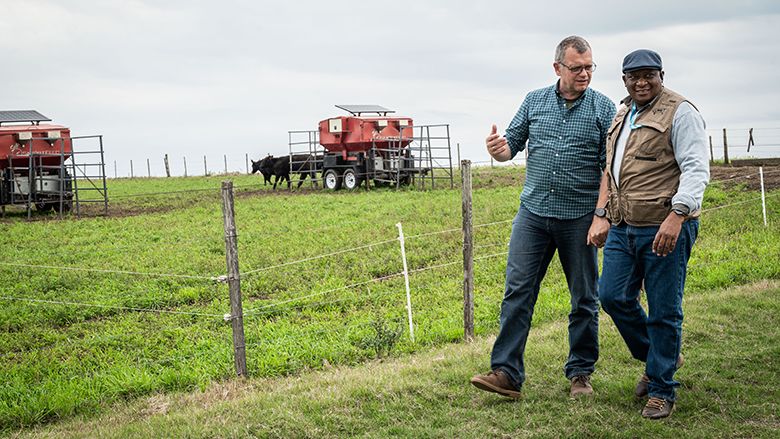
(470, 377), (521, 398)
(570, 388), (594, 397)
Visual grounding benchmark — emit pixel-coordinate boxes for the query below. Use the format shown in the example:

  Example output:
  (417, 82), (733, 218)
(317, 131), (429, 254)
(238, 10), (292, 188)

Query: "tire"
(35, 202), (54, 212)
(343, 168), (363, 190)
(323, 169), (342, 190)
(35, 199), (71, 213)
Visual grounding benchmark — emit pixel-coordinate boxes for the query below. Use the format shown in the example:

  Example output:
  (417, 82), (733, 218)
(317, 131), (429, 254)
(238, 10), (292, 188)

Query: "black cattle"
(250, 156), (274, 185)
(272, 154), (319, 189)
(253, 154), (318, 189)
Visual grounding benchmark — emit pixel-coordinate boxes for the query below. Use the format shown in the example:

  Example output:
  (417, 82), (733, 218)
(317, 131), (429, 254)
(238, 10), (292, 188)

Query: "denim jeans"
(599, 220), (699, 402)
(491, 204), (600, 391)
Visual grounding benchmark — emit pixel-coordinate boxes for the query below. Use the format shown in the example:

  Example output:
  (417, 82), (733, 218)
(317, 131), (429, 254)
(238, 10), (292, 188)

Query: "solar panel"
(335, 105), (394, 116)
(0, 110), (51, 125)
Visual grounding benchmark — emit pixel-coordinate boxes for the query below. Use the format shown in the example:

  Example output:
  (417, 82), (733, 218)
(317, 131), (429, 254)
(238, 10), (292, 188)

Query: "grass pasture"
(1, 165), (779, 437)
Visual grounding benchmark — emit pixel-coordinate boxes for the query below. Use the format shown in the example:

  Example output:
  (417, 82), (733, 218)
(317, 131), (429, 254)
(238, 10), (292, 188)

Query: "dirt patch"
(709, 165), (780, 191)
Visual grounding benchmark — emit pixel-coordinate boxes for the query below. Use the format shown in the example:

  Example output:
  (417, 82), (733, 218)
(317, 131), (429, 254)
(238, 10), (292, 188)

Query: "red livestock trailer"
(0, 110), (74, 213)
(0, 110), (108, 217)
(316, 105), (424, 190)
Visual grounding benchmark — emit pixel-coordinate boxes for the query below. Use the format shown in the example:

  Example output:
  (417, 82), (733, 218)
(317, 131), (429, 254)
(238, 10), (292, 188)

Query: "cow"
(250, 155), (274, 185)
(253, 154), (318, 189)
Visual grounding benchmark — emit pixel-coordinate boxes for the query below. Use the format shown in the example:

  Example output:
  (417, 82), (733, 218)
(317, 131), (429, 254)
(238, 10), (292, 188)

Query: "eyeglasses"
(559, 62), (597, 75)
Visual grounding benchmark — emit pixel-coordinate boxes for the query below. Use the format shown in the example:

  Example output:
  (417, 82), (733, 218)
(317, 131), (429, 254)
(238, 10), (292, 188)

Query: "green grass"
(6, 281), (779, 439)
(1, 166), (779, 436)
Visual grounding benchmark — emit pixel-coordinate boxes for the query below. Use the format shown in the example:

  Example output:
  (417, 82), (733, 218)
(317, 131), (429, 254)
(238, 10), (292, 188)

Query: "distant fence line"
(1, 162), (779, 428)
(111, 127), (780, 178)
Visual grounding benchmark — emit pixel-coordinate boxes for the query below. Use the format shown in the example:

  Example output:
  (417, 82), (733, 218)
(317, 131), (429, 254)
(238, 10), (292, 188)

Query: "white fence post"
(760, 167), (767, 227)
(396, 222), (415, 343)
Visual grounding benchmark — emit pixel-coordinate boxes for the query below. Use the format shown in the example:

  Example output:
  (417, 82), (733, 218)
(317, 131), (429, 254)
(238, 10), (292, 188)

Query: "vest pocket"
(621, 192), (673, 225)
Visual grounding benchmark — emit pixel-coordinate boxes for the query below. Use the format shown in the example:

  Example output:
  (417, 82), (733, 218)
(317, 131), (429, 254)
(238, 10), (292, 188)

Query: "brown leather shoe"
(642, 397), (674, 419)
(470, 369), (521, 398)
(570, 374), (593, 396)
(634, 354), (684, 398)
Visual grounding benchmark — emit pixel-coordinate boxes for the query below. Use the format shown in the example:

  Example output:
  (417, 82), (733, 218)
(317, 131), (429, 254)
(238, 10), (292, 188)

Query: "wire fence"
(0, 164), (778, 429)
(109, 127), (780, 179)
(705, 127), (780, 163)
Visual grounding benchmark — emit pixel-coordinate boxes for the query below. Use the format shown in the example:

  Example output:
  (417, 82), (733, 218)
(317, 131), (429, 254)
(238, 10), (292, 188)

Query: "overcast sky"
(2, 0), (779, 177)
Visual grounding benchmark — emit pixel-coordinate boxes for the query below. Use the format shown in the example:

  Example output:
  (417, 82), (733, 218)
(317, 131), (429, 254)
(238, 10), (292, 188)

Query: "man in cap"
(471, 36), (615, 399)
(587, 49), (709, 418)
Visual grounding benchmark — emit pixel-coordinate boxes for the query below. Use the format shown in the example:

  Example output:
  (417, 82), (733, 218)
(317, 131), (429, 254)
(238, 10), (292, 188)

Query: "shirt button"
(563, 120), (566, 123)
(551, 189), (555, 192)
(553, 171), (556, 175)
(555, 154), (559, 157)
(558, 136), (562, 139)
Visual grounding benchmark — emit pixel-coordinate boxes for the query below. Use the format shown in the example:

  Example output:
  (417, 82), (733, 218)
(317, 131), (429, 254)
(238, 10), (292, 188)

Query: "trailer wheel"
(35, 200), (71, 213)
(35, 202), (54, 212)
(323, 169), (342, 190)
(343, 168), (363, 190)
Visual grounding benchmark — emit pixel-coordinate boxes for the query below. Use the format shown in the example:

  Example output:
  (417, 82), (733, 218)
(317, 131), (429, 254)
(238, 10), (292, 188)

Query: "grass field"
(1, 165), (779, 437)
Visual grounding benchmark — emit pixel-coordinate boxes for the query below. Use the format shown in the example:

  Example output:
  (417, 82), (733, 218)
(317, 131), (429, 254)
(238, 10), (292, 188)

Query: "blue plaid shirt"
(506, 82), (616, 219)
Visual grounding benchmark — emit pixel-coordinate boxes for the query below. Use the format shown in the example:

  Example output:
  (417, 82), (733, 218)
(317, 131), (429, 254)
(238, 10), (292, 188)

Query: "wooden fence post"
(165, 154), (171, 177)
(184, 157), (188, 177)
(204, 156), (208, 175)
(224, 155), (228, 174)
(723, 128), (729, 165)
(709, 136), (714, 164)
(147, 158), (151, 178)
(461, 159), (475, 342)
(221, 180), (248, 378)
(130, 160), (134, 178)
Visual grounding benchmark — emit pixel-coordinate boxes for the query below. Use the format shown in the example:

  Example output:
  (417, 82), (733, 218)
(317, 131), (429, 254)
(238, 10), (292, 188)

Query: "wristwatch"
(673, 209), (686, 217)
(594, 208), (606, 218)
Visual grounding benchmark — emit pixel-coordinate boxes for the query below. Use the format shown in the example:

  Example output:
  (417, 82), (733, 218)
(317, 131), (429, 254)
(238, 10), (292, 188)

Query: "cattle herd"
(250, 154), (319, 189)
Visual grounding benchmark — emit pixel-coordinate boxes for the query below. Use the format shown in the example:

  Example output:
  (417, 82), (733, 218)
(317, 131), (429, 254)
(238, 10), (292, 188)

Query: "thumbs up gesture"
(486, 125), (510, 161)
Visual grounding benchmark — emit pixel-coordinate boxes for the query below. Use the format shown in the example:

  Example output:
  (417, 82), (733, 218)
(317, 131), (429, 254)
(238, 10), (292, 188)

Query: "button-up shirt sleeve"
(671, 102), (710, 212)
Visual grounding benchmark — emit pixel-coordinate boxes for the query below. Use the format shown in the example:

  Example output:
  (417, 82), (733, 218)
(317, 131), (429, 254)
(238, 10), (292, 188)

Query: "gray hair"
(555, 36), (591, 64)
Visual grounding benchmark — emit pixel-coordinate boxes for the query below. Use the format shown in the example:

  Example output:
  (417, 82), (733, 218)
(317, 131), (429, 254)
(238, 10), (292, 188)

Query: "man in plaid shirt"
(471, 36), (616, 399)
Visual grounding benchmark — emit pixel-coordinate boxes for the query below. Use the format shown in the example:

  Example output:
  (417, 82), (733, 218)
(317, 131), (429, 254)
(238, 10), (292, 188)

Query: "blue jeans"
(491, 204), (600, 391)
(599, 220), (699, 402)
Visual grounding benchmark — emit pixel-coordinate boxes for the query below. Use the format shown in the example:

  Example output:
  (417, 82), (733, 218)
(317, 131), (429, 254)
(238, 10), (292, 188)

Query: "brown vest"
(605, 87), (700, 226)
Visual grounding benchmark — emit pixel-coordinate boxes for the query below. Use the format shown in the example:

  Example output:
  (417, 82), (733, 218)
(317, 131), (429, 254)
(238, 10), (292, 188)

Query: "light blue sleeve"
(671, 101), (710, 212)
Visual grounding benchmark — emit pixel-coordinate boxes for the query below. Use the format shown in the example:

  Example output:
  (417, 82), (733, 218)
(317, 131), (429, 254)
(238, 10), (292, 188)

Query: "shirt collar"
(554, 80), (589, 102)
